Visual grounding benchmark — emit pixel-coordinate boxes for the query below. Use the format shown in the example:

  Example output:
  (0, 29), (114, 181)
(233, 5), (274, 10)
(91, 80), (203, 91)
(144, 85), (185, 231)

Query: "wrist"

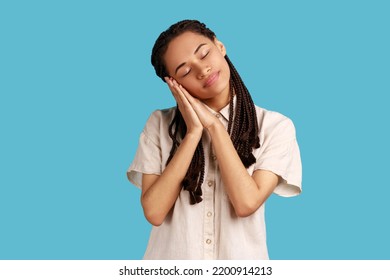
(205, 120), (224, 134)
(185, 128), (203, 141)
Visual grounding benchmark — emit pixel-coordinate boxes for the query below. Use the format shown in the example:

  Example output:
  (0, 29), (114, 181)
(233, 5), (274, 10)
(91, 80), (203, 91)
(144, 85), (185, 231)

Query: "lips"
(204, 71), (219, 88)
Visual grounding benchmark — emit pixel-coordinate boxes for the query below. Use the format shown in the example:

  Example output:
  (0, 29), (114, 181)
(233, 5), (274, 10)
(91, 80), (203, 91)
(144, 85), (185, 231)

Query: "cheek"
(179, 80), (200, 95)
(185, 86), (202, 99)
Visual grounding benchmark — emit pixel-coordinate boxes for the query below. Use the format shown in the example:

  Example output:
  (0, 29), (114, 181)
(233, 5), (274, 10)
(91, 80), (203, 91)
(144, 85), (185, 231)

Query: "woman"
(127, 19), (302, 259)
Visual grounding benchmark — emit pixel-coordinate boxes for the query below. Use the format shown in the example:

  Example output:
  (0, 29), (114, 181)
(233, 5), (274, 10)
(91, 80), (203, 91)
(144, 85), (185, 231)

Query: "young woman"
(127, 20), (302, 260)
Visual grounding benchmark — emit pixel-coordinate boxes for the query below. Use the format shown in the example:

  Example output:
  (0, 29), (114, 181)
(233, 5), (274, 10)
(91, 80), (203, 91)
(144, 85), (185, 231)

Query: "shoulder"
(141, 107), (176, 144)
(147, 106), (176, 123)
(144, 107), (176, 132)
(254, 105), (296, 142)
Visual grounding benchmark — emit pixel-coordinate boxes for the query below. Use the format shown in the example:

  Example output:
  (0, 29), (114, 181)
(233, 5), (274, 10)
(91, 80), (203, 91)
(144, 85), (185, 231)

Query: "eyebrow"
(174, 43), (207, 75)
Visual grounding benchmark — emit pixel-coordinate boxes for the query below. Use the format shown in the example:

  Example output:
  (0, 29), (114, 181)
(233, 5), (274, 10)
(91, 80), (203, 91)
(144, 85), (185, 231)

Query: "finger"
(175, 83), (202, 109)
(177, 84), (205, 115)
(165, 77), (176, 94)
(178, 84), (197, 104)
(171, 79), (192, 108)
(165, 77), (183, 106)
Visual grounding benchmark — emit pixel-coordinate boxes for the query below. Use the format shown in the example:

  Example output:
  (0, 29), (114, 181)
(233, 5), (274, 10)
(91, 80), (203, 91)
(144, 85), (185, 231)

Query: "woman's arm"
(141, 78), (203, 226)
(207, 122), (279, 217)
(180, 84), (279, 217)
(142, 132), (201, 226)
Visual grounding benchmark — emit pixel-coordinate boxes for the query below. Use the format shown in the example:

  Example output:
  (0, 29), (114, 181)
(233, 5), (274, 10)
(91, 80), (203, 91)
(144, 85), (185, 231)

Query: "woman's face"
(163, 31), (231, 106)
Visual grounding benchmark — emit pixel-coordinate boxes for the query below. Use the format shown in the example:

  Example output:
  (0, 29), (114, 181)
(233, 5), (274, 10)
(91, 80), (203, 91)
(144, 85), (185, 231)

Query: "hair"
(151, 20), (260, 204)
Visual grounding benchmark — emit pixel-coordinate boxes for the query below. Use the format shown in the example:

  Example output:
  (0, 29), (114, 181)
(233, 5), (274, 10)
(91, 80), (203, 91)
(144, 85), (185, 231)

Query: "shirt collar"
(203, 95), (237, 122)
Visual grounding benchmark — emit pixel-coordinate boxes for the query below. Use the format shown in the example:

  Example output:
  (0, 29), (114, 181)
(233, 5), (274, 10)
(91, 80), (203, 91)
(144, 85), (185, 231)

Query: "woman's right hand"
(165, 77), (203, 137)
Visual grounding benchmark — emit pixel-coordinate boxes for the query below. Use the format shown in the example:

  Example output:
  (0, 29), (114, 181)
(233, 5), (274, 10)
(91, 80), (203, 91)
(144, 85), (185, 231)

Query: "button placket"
(203, 174), (215, 258)
(203, 143), (216, 259)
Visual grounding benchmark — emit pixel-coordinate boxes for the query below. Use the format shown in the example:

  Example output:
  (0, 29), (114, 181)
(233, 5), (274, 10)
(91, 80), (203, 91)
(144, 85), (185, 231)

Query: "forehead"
(164, 32), (214, 72)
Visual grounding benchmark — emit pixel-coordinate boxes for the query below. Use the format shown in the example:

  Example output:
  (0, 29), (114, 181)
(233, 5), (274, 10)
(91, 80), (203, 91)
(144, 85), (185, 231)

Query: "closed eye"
(181, 50), (210, 77)
(182, 69), (191, 77)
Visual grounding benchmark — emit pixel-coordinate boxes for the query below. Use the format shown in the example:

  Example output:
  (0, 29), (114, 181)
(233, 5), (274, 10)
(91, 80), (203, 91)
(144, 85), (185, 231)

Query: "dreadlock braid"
(226, 55), (260, 167)
(165, 106), (205, 204)
(151, 20), (260, 205)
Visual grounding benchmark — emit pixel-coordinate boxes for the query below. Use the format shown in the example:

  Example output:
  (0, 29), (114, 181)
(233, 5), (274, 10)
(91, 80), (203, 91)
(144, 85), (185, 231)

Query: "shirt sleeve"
(254, 115), (302, 197)
(127, 111), (163, 189)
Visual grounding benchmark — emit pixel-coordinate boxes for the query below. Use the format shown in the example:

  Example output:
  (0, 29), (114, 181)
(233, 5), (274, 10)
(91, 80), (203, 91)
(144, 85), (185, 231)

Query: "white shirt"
(127, 100), (302, 260)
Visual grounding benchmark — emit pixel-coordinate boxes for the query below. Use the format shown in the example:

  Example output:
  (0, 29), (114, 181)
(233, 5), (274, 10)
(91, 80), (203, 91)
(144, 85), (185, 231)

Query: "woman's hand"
(165, 77), (220, 131)
(165, 77), (203, 136)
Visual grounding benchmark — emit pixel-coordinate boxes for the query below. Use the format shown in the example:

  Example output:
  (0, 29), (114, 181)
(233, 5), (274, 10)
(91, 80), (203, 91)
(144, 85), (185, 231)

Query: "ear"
(214, 38), (226, 56)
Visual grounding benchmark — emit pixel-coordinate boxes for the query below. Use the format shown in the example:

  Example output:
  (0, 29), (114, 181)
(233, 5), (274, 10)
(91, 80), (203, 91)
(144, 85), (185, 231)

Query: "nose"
(197, 65), (211, 79)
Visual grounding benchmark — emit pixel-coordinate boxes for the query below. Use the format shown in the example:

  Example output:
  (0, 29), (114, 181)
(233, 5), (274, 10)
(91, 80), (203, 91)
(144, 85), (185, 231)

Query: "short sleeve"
(127, 111), (163, 189)
(254, 115), (302, 197)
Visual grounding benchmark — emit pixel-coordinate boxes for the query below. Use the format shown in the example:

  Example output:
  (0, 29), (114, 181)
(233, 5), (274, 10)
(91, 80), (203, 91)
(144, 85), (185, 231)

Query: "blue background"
(1, 0), (389, 260)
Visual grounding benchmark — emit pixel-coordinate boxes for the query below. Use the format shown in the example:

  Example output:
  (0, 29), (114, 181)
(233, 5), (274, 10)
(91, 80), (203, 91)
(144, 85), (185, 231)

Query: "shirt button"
(207, 212), (212, 217)
(206, 239), (212, 244)
(215, 113), (221, 118)
(207, 181), (214, 187)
